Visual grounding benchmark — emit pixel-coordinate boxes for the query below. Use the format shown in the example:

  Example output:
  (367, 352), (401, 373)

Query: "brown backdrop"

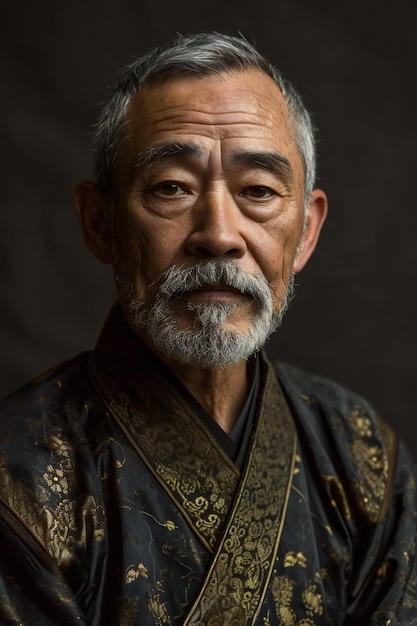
(1, 0), (416, 454)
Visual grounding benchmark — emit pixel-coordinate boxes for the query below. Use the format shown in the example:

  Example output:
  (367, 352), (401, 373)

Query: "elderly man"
(0, 33), (416, 625)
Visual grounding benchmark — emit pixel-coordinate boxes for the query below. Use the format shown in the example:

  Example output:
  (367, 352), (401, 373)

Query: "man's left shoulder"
(270, 360), (417, 526)
(271, 359), (401, 467)
(273, 360), (377, 416)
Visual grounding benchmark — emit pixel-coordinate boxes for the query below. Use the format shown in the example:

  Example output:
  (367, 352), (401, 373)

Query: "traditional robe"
(0, 306), (416, 625)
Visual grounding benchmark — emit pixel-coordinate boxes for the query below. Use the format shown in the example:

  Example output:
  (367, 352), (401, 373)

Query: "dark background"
(1, 1), (416, 452)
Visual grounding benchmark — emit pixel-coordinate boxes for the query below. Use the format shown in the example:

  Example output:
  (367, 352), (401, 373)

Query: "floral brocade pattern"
(183, 366), (297, 625)
(99, 386), (240, 553)
(92, 353), (241, 553)
(348, 407), (390, 522)
(0, 425), (106, 570)
(1, 308), (417, 624)
(265, 573), (324, 625)
(91, 315), (298, 625)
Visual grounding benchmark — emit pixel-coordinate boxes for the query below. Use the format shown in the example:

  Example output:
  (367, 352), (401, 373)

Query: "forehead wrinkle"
(143, 102), (281, 135)
(148, 96), (275, 117)
(152, 114), (276, 131)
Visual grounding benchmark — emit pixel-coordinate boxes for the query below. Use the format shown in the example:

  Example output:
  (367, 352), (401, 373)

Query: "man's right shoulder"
(0, 351), (95, 447)
(0, 351), (109, 570)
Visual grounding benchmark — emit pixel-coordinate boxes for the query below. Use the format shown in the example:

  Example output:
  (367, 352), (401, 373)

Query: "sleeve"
(345, 441), (417, 625)
(0, 503), (87, 626)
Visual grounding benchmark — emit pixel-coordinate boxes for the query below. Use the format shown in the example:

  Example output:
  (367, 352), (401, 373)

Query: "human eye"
(240, 185), (276, 200)
(139, 177), (194, 218)
(151, 181), (188, 196)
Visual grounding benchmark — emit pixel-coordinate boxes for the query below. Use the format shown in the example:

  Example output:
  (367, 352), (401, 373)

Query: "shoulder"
(0, 351), (95, 463)
(1, 351), (92, 409)
(271, 360), (415, 524)
(274, 360), (374, 412)
(0, 352), (97, 451)
(0, 352), (108, 563)
(273, 360), (389, 443)
(0, 351), (99, 461)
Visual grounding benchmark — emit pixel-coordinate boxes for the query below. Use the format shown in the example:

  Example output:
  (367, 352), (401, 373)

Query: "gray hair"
(93, 32), (317, 207)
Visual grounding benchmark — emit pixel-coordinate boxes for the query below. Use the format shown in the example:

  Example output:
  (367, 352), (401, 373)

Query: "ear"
(74, 180), (113, 264)
(293, 188), (328, 273)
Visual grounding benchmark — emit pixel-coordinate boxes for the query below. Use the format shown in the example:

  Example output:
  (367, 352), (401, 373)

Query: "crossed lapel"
(90, 306), (240, 552)
(91, 307), (297, 624)
(183, 360), (297, 626)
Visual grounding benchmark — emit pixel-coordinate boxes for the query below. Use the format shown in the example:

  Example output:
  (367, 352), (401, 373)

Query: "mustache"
(153, 260), (273, 307)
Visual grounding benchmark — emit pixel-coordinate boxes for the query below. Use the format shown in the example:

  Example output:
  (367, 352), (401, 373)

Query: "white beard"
(118, 259), (294, 368)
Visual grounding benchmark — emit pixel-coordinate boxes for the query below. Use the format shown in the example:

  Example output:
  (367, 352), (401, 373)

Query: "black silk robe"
(0, 306), (417, 625)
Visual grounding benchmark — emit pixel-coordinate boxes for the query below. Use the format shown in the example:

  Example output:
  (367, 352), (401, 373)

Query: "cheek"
(257, 221), (302, 305)
(259, 219), (302, 274)
(112, 215), (148, 299)
(114, 212), (188, 300)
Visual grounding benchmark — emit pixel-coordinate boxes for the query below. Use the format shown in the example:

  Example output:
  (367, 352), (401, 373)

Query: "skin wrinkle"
(137, 92), (279, 125)
(117, 72), (304, 298)
(126, 74), (296, 139)
(76, 69), (327, 430)
(115, 73), (303, 216)
(117, 73), (304, 427)
(135, 144), (294, 196)
(92, 34), (318, 203)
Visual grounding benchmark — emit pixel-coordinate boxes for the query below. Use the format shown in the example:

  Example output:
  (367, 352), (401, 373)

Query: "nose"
(186, 189), (247, 259)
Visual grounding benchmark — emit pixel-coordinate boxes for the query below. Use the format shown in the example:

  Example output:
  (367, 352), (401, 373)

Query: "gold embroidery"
(271, 574), (325, 624)
(350, 410), (373, 438)
(125, 563), (149, 584)
(349, 406), (389, 522)
(283, 551), (307, 568)
(271, 575), (295, 605)
(183, 365), (296, 625)
(142, 511), (178, 531)
(314, 569), (329, 582)
(302, 583), (323, 616)
(43, 463), (71, 495)
(0, 452), (105, 569)
(92, 362), (240, 552)
(47, 430), (72, 457)
(46, 495), (105, 567)
(147, 594), (171, 626)
(46, 499), (77, 565)
(278, 606), (297, 624)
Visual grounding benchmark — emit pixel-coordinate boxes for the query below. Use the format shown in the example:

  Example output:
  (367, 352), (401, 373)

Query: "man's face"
(111, 69), (309, 366)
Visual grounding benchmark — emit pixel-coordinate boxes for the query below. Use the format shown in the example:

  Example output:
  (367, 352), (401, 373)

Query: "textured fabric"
(0, 306), (416, 625)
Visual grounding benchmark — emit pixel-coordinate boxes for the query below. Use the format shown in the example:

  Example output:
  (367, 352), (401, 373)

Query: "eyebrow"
(135, 142), (202, 169)
(231, 151), (294, 186)
(134, 143), (294, 187)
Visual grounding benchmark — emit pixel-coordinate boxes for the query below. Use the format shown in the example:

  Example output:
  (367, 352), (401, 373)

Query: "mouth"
(176, 284), (249, 304)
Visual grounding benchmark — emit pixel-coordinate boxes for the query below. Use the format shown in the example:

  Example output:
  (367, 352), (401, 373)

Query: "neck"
(153, 351), (251, 434)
